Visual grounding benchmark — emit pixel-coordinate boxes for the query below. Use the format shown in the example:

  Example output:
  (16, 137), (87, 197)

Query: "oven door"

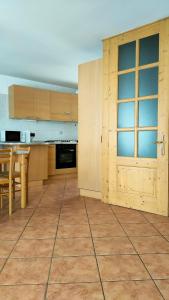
(56, 144), (76, 169)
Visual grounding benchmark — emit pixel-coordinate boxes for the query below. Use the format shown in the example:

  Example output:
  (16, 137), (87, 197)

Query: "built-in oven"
(56, 144), (76, 169)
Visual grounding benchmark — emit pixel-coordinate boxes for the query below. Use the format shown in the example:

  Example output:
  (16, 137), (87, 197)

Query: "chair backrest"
(0, 148), (14, 180)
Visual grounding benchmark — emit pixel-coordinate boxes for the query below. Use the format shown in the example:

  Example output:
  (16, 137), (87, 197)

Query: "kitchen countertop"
(0, 141), (78, 146)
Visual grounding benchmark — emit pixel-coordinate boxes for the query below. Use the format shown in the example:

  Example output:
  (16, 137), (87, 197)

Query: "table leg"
(21, 155), (27, 208)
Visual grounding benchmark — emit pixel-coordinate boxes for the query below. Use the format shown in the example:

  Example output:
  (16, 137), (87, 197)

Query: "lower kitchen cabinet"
(28, 145), (48, 182)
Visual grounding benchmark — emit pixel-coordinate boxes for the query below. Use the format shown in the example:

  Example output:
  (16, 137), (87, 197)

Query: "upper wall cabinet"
(50, 91), (78, 122)
(8, 85), (78, 122)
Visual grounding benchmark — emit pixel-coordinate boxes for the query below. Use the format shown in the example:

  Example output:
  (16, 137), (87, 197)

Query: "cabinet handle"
(64, 112), (71, 115)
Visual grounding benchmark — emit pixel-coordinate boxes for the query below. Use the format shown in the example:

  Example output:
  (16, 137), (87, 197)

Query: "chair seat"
(0, 177), (9, 184)
(0, 171), (21, 178)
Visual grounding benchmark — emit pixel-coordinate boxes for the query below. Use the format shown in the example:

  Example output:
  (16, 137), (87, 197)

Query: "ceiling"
(0, 0), (169, 88)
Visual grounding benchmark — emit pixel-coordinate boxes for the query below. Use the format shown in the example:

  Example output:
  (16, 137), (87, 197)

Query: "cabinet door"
(9, 85), (36, 119)
(35, 89), (50, 120)
(71, 94), (78, 121)
(50, 91), (77, 121)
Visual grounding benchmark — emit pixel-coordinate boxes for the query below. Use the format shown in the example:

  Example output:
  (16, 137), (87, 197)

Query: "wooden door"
(78, 59), (102, 199)
(102, 19), (169, 215)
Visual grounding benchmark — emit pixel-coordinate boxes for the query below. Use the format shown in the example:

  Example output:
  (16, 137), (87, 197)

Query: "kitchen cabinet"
(50, 91), (78, 121)
(28, 145), (48, 182)
(9, 85), (37, 119)
(78, 59), (102, 199)
(8, 85), (77, 121)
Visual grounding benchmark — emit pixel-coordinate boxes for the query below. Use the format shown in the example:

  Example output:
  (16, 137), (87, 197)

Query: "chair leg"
(9, 184), (13, 216)
(0, 188), (3, 209)
(13, 180), (16, 211)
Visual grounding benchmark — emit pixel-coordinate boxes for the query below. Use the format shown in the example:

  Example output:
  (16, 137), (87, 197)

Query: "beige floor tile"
(10, 239), (54, 258)
(0, 241), (15, 258)
(33, 207), (60, 216)
(54, 238), (94, 256)
(87, 207), (113, 215)
(0, 226), (23, 241)
(0, 285), (45, 300)
(49, 256), (99, 283)
(91, 224), (126, 238)
(12, 208), (34, 217)
(28, 215), (59, 226)
(122, 223), (160, 236)
(141, 254), (169, 279)
(88, 214), (117, 224)
(155, 279), (169, 300)
(116, 212), (148, 224)
(0, 258), (51, 284)
(0, 259), (6, 271)
(46, 283), (104, 300)
(111, 205), (137, 214)
(130, 236), (169, 254)
(97, 255), (150, 281)
(94, 237), (135, 255)
(153, 223), (169, 235)
(59, 214), (88, 225)
(21, 224), (57, 239)
(103, 280), (162, 300)
(57, 224), (91, 238)
(143, 212), (169, 223)
(0, 215), (29, 227)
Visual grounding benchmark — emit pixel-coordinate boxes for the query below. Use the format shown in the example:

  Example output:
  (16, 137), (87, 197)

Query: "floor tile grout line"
(84, 197), (106, 300)
(43, 176), (67, 300)
(109, 206), (166, 299)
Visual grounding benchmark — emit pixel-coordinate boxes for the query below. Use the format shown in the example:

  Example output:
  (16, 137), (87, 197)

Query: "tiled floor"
(0, 175), (169, 299)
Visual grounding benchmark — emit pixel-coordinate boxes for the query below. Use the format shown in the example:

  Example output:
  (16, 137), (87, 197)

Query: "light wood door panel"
(78, 59), (102, 193)
(103, 18), (169, 215)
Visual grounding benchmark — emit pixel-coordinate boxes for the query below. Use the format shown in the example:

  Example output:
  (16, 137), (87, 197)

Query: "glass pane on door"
(118, 41), (136, 71)
(118, 72), (135, 99)
(139, 67), (158, 97)
(139, 34), (159, 66)
(138, 99), (158, 127)
(118, 102), (135, 128)
(138, 130), (157, 158)
(117, 131), (134, 157)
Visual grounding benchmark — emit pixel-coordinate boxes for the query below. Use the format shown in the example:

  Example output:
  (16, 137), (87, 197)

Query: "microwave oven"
(0, 130), (31, 143)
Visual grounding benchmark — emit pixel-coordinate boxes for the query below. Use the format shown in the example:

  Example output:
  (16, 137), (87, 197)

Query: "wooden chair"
(0, 148), (14, 215)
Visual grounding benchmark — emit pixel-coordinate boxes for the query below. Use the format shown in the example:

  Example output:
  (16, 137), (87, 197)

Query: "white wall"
(0, 74), (78, 141)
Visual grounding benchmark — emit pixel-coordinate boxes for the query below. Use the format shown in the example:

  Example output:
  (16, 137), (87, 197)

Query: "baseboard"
(80, 189), (102, 199)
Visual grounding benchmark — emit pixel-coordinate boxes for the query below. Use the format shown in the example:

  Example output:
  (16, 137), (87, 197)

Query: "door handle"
(154, 141), (163, 144)
(154, 134), (165, 155)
